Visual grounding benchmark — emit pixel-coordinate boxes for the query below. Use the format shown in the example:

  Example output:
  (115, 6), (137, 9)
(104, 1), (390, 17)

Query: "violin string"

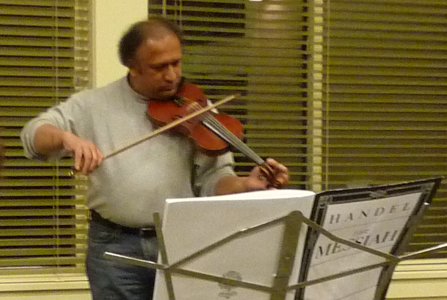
(202, 110), (263, 163)
(203, 115), (273, 179)
(189, 102), (264, 165)
(187, 100), (275, 182)
(188, 102), (241, 147)
(204, 115), (262, 163)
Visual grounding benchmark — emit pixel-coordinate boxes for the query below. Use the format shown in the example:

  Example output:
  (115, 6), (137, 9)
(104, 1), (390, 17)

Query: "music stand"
(104, 178), (446, 300)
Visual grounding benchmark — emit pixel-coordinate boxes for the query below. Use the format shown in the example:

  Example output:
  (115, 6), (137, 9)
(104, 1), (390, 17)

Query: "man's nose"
(164, 65), (178, 81)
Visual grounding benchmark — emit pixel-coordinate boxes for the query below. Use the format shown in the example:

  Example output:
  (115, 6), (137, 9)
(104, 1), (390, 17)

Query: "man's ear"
(127, 59), (141, 77)
(128, 67), (138, 77)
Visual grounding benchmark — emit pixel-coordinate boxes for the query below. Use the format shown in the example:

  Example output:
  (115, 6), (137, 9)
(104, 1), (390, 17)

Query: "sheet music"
(302, 192), (422, 300)
(153, 189), (316, 300)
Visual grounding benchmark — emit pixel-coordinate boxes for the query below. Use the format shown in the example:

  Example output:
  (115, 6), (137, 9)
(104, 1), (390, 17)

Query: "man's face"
(129, 34), (182, 100)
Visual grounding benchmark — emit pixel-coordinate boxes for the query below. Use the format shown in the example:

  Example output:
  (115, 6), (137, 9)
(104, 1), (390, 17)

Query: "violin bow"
(105, 93), (241, 160)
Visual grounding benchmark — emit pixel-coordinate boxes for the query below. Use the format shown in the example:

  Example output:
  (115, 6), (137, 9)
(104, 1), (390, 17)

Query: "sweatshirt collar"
(123, 75), (149, 103)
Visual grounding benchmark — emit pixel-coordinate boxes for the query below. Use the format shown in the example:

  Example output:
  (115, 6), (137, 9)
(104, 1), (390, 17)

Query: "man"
(21, 17), (288, 300)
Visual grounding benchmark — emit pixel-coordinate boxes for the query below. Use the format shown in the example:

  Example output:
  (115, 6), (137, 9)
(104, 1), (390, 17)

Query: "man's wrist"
(215, 175), (247, 195)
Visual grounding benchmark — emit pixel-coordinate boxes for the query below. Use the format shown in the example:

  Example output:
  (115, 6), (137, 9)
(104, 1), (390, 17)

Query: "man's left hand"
(245, 158), (289, 191)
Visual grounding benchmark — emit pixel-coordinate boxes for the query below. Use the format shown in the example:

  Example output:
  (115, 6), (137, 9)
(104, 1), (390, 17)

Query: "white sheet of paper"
(153, 189), (316, 300)
(303, 192), (422, 300)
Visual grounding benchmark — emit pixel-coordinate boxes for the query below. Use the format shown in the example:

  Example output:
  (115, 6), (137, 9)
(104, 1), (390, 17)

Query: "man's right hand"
(61, 131), (104, 174)
(34, 124), (103, 174)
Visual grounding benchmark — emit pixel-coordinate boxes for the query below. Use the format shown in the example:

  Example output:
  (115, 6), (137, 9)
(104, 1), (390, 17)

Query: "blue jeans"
(86, 219), (159, 300)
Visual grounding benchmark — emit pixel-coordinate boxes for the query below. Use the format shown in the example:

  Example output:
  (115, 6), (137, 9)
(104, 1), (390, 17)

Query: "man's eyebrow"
(149, 59), (181, 68)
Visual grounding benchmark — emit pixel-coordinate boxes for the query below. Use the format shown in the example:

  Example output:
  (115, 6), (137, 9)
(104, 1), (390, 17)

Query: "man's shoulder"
(73, 76), (126, 101)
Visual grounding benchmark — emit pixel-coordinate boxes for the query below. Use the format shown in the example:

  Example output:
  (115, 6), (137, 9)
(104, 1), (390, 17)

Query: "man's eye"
(149, 64), (165, 71)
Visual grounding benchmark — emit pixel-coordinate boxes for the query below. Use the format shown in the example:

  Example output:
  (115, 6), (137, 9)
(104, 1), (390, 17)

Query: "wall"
(92, 0), (148, 87)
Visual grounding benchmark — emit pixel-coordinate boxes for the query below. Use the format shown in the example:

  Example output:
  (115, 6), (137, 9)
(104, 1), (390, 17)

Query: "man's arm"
(33, 124), (103, 174)
(33, 124), (69, 154)
(214, 158), (289, 195)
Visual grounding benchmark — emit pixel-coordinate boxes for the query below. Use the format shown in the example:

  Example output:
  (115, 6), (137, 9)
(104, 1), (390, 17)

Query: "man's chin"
(153, 90), (177, 102)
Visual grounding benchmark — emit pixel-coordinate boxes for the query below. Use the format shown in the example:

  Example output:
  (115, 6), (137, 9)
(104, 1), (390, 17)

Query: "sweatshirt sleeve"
(193, 151), (236, 197)
(20, 95), (79, 161)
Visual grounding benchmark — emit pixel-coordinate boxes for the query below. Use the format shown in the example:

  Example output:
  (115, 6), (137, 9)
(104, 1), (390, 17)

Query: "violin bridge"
(173, 96), (186, 106)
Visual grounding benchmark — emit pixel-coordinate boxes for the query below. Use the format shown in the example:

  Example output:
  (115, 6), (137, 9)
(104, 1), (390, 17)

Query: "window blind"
(149, 0), (311, 189)
(322, 0), (447, 257)
(150, 0), (446, 259)
(0, 0), (90, 275)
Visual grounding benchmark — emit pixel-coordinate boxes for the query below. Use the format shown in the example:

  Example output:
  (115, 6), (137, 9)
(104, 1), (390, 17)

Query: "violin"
(147, 83), (243, 156)
(147, 83), (285, 188)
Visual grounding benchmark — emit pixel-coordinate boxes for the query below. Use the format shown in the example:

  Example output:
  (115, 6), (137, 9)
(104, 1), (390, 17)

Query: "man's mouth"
(160, 86), (176, 92)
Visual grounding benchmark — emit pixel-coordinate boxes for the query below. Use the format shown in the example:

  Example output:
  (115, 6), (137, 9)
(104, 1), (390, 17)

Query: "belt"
(90, 210), (157, 237)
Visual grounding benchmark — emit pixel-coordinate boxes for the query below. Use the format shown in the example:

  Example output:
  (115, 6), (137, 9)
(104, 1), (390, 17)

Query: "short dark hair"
(118, 17), (183, 68)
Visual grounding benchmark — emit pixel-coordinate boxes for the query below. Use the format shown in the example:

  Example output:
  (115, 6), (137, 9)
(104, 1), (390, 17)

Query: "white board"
(153, 189), (316, 300)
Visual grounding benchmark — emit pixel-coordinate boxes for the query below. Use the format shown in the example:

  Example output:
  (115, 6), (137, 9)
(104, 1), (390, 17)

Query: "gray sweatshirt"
(21, 77), (236, 227)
